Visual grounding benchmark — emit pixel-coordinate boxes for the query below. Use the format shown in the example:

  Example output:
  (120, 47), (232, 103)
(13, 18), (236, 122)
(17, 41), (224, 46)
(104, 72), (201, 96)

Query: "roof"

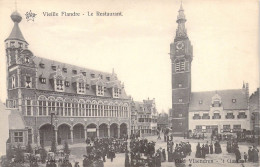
(34, 57), (129, 99)
(5, 22), (27, 43)
(189, 89), (248, 111)
(8, 109), (26, 130)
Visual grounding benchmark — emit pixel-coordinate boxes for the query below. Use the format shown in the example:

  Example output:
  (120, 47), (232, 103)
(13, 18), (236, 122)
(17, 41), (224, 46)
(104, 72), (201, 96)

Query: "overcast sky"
(0, 0), (259, 113)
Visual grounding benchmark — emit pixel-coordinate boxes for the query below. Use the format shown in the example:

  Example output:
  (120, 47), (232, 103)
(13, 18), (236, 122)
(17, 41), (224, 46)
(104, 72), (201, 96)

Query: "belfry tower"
(170, 3), (193, 136)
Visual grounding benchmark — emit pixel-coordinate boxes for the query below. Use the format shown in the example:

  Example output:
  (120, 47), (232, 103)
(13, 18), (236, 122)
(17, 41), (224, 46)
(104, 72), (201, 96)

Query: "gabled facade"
(5, 11), (131, 147)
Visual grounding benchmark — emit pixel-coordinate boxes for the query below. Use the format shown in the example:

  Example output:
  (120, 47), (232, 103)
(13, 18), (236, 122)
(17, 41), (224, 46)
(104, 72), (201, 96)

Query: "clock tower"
(170, 3), (193, 136)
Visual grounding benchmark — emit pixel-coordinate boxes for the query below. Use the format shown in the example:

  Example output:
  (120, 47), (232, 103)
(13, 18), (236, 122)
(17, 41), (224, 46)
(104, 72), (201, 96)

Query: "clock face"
(176, 42), (184, 50)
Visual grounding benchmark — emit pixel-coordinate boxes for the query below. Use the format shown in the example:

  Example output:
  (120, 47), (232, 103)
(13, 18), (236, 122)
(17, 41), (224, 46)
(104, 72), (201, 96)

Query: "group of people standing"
(195, 141), (221, 158)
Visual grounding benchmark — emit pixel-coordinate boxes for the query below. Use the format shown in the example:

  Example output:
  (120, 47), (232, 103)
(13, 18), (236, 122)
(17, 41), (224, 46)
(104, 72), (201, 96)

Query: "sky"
(0, 0), (259, 113)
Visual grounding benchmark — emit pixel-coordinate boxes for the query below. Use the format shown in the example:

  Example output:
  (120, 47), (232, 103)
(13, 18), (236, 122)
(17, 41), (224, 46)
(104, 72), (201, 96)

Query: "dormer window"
(91, 74), (95, 78)
(97, 85), (104, 96)
(51, 65), (56, 71)
(113, 88), (120, 98)
(63, 68), (67, 73)
(25, 76), (32, 88)
(82, 72), (86, 76)
(232, 99), (236, 103)
(77, 82), (85, 94)
(65, 81), (70, 87)
(56, 79), (64, 91)
(213, 100), (221, 107)
(178, 98), (183, 103)
(39, 63), (45, 68)
(40, 77), (46, 84)
(72, 70), (77, 74)
(25, 57), (30, 63)
(10, 41), (15, 47)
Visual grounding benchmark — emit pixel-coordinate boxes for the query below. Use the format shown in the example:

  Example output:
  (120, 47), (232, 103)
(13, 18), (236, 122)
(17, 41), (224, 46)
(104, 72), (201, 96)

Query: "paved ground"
(44, 135), (260, 167)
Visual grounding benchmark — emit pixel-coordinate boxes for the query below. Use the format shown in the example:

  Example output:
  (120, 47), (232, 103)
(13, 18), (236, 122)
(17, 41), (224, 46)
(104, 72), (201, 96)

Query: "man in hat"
(248, 146), (253, 162)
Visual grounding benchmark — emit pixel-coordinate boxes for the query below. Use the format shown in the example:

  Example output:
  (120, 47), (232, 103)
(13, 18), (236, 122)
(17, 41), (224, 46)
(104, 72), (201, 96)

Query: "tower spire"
(175, 1), (187, 39)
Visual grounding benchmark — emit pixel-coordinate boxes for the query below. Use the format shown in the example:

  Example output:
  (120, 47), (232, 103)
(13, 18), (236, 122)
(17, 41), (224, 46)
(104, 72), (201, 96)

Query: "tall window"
(175, 59), (185, 72)
(72, 103), (78, 116)
(26, 100), (32, 116)
(86, 103), (91, 116)
(92, 104), (97, 116)
(65, 102), (71, 116)
(113, 88), (119, 98)
(25, 76), (32, 88)
(11, 76), (16, 89)
(79, 103), (85, 116)
(223, 125), (231, 132)
(98, 104), (103, 117)
(115, 106), (119, 117)
(48, 101), (55, 115)
(212, 113), (221, 119)
(56, 101), (63, 116)
(28, 129), (32, 144)
(104, 105), (108, 117)
(39, 100), (47, 116)
(14, 132), (23, 142)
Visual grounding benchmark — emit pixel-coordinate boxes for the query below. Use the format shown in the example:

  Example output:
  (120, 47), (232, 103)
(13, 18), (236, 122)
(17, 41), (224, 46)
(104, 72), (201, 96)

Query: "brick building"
(5, 11), (131, 147)
(131, 98), (158, 137)
(170, 4), (252, 136)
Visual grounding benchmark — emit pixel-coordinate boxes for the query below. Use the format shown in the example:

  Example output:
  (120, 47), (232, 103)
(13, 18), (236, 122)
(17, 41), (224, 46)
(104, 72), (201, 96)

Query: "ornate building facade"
(5, 11), (131, 147)
(131, 98), (158, 137)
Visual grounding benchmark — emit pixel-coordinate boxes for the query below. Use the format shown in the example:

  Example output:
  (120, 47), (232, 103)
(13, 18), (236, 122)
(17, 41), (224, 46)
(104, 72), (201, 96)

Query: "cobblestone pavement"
(44, 135), (259, 167)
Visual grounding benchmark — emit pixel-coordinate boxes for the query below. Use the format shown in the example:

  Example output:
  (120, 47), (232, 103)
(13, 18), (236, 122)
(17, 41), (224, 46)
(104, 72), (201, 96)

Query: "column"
(108, 127), (110, 138)
(118, 127), (120, 138)
(84, 128), (87, 140)
(55, 129), (58, 145)
(97, 128), (99, 138)
(70, 129), (74, 144)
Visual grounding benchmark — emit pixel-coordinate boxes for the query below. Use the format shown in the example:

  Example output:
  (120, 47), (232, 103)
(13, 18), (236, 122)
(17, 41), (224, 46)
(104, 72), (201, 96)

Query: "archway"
(120, 123), (128, 138)
(58, 124), (71, 145)
(87, 124), (97, 140)
(39, 124), (54, 146)
(73, 124), (85, 143)
(110, 123), (118, 138)
(99, 123), (108, 138)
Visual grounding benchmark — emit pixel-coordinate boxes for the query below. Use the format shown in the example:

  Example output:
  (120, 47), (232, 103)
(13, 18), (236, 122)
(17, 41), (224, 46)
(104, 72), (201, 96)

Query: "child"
(244, 152), (248, 162)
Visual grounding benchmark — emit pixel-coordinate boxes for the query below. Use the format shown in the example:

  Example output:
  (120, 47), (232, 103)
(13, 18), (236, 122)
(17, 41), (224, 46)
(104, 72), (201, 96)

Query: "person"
(162, 149), (166, 162)
(201, 144), (206, 159)
(125, 150), (130, 167)
(234, 147), (241, 163)
(209, 143), (213, 154)
(252, 145), (259, 163)
(244, 152), (248, 162)
(248, 146), (253, 162)
(205, 142), (209, 154)
(195, 143), (201, 158)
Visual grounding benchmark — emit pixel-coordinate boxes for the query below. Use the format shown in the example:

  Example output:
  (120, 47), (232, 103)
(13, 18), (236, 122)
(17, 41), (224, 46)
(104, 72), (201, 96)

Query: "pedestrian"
(162, 149), (166, 162)
(234, 147), (241, 163)
(74, 162), (80, 167)
(195, 143), (201, 158)
(248, 146), (253, 162)
(209, 143), (213, 154)
(244, 152), (248, 162)
(252, 145), (259, 163)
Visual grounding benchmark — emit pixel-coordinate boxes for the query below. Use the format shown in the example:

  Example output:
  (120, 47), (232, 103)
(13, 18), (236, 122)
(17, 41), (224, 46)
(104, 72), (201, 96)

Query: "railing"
(237, 115), (247, 119)
(212, 116), (221, 119)
(202, 116), (210, 119)
(225, 115), (235, 119)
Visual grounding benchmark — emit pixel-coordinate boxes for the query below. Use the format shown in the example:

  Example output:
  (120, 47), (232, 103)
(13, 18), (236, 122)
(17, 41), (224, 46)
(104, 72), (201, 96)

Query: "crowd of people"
(195, 141), (221, 158)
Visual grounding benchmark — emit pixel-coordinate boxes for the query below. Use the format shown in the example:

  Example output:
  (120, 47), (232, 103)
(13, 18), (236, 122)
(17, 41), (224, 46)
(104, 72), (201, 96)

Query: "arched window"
(86, 101), (91, 116)
(72, 100), (78, 116)
(98, 102), (103, 117)
(104, 104), (109, 117)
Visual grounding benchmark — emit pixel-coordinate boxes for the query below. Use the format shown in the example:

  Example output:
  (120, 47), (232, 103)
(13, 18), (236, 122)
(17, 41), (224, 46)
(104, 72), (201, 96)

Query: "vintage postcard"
(0, 0), (259, 166)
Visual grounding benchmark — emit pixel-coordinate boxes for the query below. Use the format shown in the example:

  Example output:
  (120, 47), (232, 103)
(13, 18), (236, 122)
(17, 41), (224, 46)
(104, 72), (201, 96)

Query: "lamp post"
(50, 110), (55, 145)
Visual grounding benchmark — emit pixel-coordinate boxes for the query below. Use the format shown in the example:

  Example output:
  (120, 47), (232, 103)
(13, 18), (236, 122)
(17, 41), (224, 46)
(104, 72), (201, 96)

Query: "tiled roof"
(189, 89), (248, 111)
(34, 57), (129, 99)
(8, 109), (26, 130)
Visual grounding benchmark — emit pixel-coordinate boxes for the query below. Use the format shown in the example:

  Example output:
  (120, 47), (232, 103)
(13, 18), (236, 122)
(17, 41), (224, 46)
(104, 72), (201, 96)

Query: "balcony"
(193, 115), (201, 120)
(202, 116), (210, 119)
(225, 115), (235, 119)
(212, 116), (221, 119)
(237, 115), (247, 119)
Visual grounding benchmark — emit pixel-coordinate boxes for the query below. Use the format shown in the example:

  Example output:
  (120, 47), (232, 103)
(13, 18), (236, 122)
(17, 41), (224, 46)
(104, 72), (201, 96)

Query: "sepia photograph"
(0, 0), (259, 166)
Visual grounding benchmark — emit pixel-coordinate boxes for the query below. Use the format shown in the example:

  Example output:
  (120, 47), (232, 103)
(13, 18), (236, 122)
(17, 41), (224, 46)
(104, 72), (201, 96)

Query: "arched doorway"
(99, 123), (108, 138)
(110, 123), (118, 138)
(120, 123), (128, 138)
(87, 124), (97, 140)
(73, 124), (85, 143)
(39, 124), (54, 146)
(58, 124), (71, 145)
